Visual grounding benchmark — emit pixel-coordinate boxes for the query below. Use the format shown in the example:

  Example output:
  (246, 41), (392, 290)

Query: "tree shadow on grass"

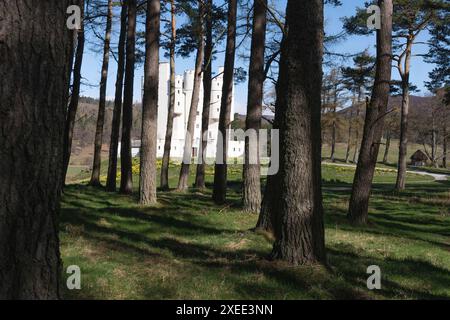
(61, 184), (450, 300)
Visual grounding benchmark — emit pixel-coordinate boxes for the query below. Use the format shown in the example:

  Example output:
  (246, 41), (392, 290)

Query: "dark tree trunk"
(348, 0), (393, 225)
(212, 0), (238, 204)
(0, 0), (71, 299)
(106, 2), (127, 192)
(139, 0), (160, 205)
(90, 0), (113, 187)
(443, 125), (447, 168)
(243, 0), (267, 213)
(63, 0), (85, 185)
(120, 0), (137, 195)
(194, 0), (213, 190)
(255, 172), (277, 234)
(345, 97), (355, 163)
(160, 0), (177, 190)
(383, 129), (391, 164)
(432, 128), (438, 167)
(270, 0), (326, 265)
(330, 88), (338, 162)
(353, 91), (363, 163)
(177, 1), (205, 191)
(395, 38), (412, 191)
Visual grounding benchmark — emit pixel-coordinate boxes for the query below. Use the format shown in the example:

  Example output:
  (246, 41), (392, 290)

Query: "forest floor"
(60, 163), (450, 300)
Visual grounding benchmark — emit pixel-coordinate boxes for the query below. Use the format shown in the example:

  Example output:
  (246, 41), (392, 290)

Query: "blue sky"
(80, 0), (436, 114)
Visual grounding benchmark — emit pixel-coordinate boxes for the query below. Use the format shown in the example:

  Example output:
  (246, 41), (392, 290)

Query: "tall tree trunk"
(63, 0), (85, 185)
(177, 1), (205, 191)
(348, 0), (393, 225)
(443, 125), (447, 168)
(106, 2), (127, 192)
(270, 0), (326, 265)
(243, 0), (267, 213)
(255, 172), (277, 233)
(383, 129), (391, 164)
(330, 88), (338, 162)
(90, 0), (113, 186)
(353, 91), (363, 163)
(212, 0), (238, 204)
(395, 38), (412, 190)
(195, 0), (214, 190)
(139, 0), (160, 205)
(0, 0), (71, 299)
(120, 0), (137, 195)
(160, 0), (177, 190)
(345, 96), (355, 163)
(432, 128), (438, 167)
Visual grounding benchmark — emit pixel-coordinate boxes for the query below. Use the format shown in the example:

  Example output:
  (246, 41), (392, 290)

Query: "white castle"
(126, 62), (244, 160)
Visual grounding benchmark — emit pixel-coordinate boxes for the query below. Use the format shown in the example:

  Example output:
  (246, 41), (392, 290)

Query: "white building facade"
(155, 62), (244, 160)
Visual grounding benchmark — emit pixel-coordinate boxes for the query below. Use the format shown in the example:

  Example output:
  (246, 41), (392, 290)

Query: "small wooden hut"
(410, 150), (428, 167)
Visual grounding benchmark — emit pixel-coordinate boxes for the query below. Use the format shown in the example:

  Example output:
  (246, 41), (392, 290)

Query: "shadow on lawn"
(61, 184), (450, 299)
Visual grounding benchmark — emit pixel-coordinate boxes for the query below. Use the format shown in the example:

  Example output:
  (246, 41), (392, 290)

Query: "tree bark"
(348, 0), (393, 225)
(270, 0), (326, 265)
(255, 172), (277, 234)
(177, 1), (205, 191)
(63, 0), (85, 185)
(383, 129), (391, 164)
(120, 0), (137, 195)
(90, 0), (113, 187)
(160, 0), (177, 190)
(345, 96), (355, 163)
(443, 124), (447, 168)
(212, 0), (238, 204)
(243, 0), (267, 213)
(432, 127), (438, 167)
(330, 84), (338, 162)
(106, 1), (127, 192)
(0, 0), (71, 299)
(139, 0), (160, 205)
(353, 95), (362, 163)
(194, 0), (214, 190)
(395, 37), (412, 191)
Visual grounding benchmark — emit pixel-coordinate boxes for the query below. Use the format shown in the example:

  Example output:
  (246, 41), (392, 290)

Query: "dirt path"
(323, 162), (449, 182)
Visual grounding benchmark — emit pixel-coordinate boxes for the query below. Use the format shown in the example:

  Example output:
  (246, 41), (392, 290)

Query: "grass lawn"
(60, 163), (450, 300)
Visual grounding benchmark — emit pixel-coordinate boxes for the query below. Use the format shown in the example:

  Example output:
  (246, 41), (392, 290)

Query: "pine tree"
(212, 0), (238, 204)
(120, 0), (137, 195)
(270, 0), (326, 265)
(347, 0), (393, 225)
(139, 0), (161, 204)
(106, 1), (128, 192)
(0, 0), (72, 298)
(90, 0), (114, 187)
(243, 0), (267, 213)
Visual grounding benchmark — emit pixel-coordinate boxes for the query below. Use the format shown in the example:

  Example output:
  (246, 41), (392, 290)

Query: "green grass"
(60, 163), (450, 300)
